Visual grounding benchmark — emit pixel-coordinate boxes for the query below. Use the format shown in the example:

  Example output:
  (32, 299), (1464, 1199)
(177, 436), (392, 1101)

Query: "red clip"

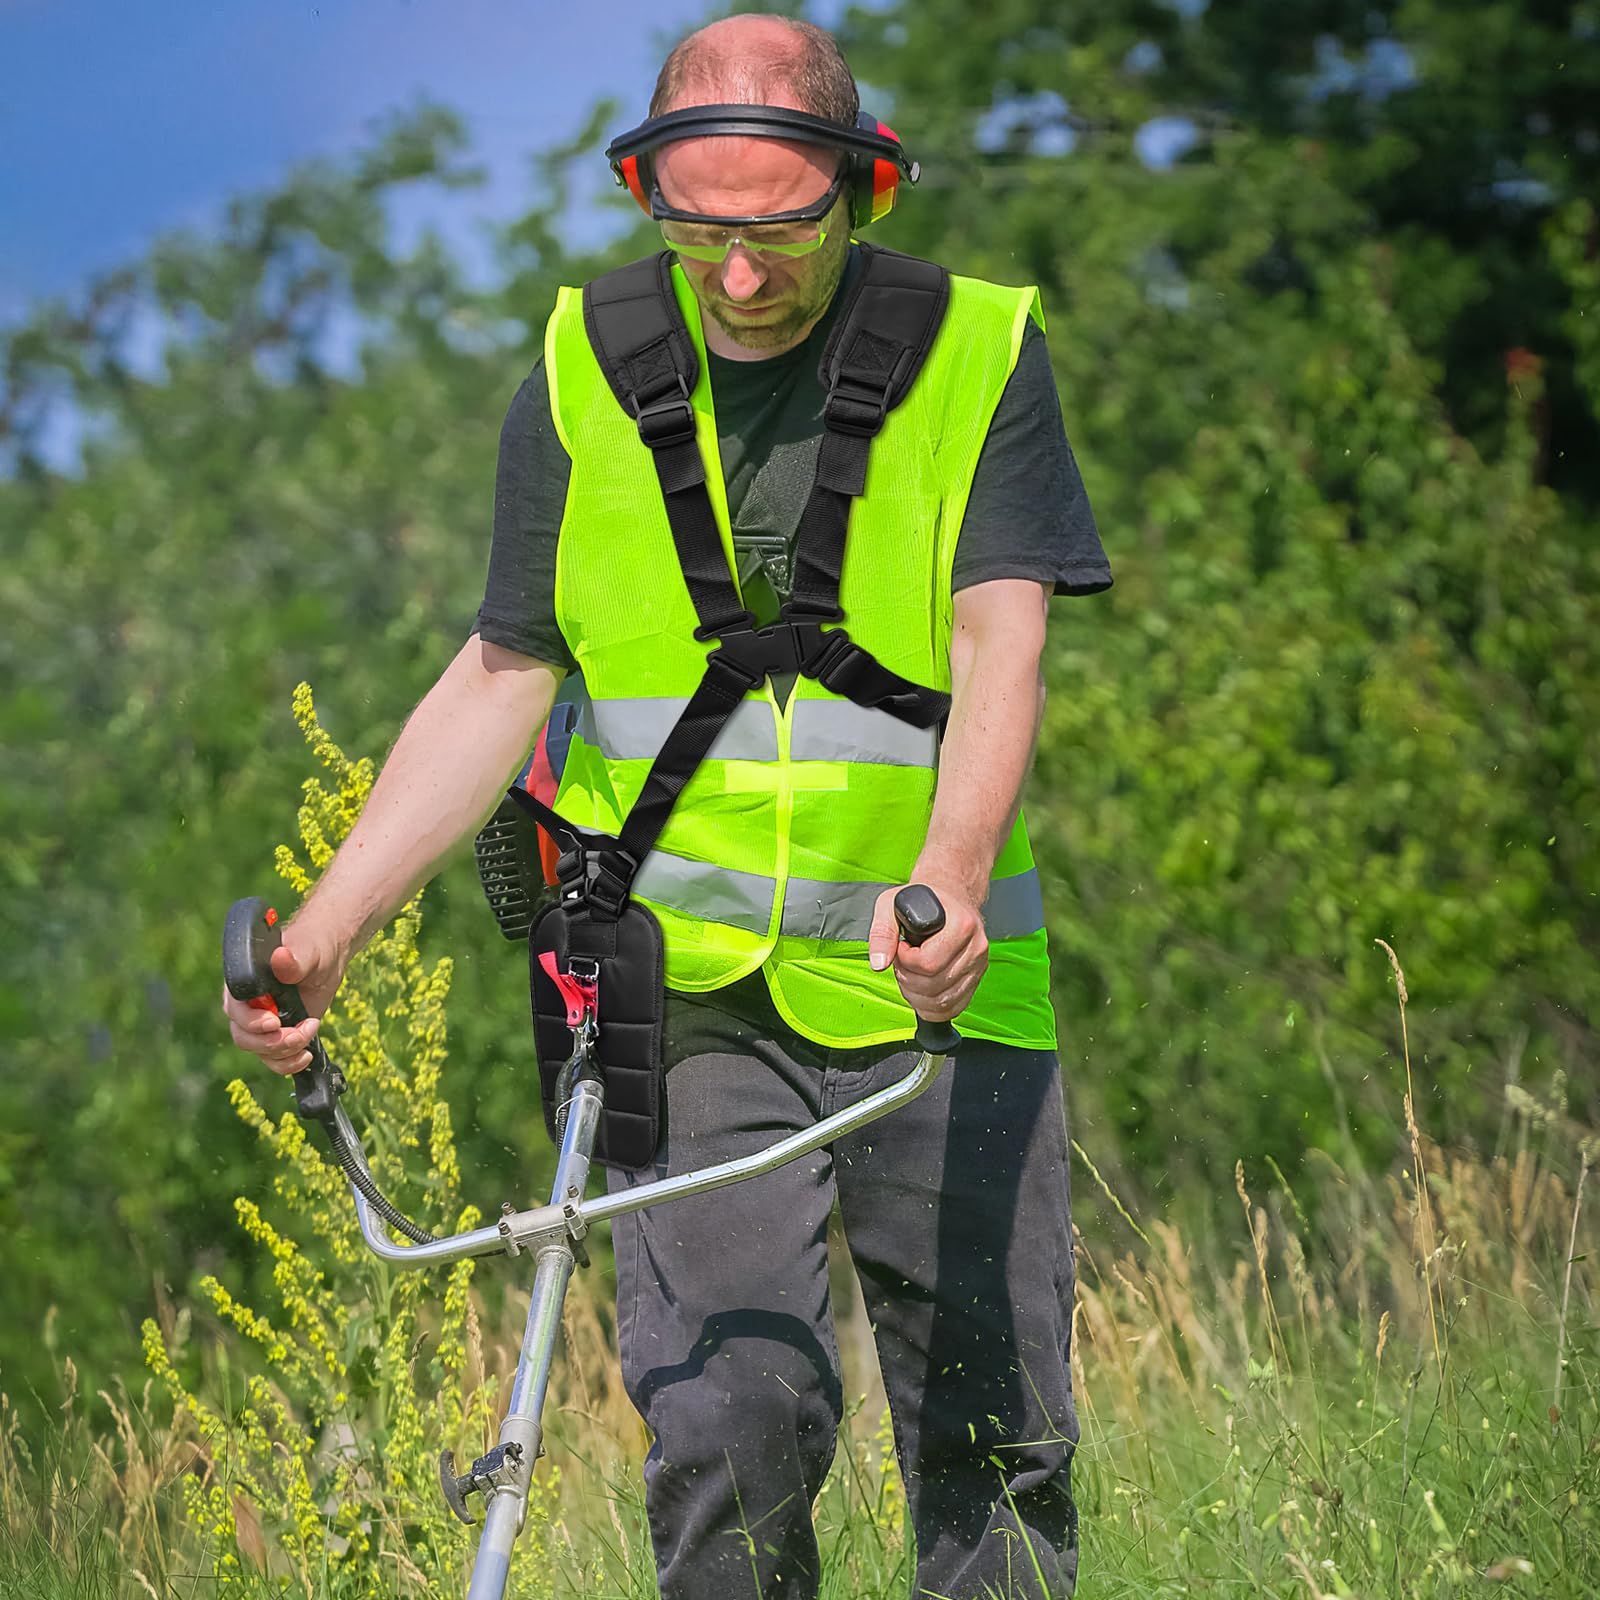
(538, 950), (598, 1029)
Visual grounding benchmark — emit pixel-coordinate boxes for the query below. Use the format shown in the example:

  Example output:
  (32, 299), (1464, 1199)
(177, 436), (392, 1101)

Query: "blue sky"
(0, 0), (732, 322)
(4, 0), (1251, 326)
(2, 3), (1415, 328)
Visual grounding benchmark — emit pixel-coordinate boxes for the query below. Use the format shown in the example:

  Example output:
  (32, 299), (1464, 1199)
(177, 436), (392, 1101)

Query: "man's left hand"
(867, 878), (989, 1022)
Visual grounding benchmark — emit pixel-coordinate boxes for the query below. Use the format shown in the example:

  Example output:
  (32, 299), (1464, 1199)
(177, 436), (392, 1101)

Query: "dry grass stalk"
(1553, 1147), (1591, 1417)
(1375, 938), (1449, 1383)
(1150, 1220), (1229, 1380)
(1073, 1139), (1151, 1247)
(1235, 1161), (1287, 1375)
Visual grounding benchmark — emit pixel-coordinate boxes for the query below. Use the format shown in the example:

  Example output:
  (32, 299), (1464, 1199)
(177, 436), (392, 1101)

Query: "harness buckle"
(709, 618), (806, 684)
(631, 376), (696, 449)
(586, 848), (638, 920)
(706, 616), (870, 695)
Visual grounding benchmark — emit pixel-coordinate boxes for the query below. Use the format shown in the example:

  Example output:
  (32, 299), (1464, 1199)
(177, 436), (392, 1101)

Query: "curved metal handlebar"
(353, 1035), (953, 1268)
(228, 885), (960, 1270)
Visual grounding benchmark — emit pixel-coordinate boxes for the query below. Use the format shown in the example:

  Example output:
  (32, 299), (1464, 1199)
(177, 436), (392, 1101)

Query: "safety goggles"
(655, 171), (844, 265)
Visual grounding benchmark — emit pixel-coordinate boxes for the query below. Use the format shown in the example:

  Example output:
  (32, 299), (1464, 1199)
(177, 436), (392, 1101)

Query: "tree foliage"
(0, 110), (595, 1399)
(837, 0), (1599, 1181)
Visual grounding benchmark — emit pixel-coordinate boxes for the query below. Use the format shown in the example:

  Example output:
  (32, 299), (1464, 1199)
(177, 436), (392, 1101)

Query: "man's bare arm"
(224, 635), (562, 1072)
(868, 578), (1049, 1020)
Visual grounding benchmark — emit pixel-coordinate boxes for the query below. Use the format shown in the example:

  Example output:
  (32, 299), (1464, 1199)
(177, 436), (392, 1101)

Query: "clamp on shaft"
(438, 1442), (526, 1526)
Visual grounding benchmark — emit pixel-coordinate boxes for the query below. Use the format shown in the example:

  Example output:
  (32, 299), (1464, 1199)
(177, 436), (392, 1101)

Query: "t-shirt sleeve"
(950, 320), (1112, 597)
(472, 357), (576, 668)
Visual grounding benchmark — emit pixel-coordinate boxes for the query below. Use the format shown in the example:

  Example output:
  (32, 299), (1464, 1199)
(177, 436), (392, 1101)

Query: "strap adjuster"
(586, 848), (638, 919)
(823, 374), (895, 439)
(631, 376), (696, 448)
(794, 623), (856, 685)
(555, 846), (587, 891)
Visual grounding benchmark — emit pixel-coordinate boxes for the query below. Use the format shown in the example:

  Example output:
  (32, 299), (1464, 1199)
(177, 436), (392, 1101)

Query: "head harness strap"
(605, 103), (920, 231)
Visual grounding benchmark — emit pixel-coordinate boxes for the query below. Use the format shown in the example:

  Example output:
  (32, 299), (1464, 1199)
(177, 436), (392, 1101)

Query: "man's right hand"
(221, 924), (347, 1077)
(218, 637), (563, 1079)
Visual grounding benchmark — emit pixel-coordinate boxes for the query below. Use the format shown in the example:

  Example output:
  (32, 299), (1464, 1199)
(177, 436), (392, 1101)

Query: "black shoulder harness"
(516, 244), (951, 1166)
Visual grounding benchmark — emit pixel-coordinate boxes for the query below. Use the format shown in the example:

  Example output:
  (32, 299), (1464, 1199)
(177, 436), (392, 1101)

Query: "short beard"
(702, 218), (851, 355)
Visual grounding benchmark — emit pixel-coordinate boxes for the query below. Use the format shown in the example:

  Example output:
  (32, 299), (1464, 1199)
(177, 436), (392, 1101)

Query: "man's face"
(654, 123), (850, 356)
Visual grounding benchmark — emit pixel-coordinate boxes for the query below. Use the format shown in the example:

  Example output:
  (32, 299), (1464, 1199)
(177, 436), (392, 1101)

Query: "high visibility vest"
(542, 258), (1056, 1051)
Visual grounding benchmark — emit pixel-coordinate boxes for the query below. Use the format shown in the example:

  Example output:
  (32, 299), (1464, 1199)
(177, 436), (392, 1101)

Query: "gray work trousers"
(605, 977), (1080, 1599)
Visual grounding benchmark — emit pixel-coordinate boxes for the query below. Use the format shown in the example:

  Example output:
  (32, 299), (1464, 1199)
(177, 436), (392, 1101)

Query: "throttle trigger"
(538, 950), (599, 1028)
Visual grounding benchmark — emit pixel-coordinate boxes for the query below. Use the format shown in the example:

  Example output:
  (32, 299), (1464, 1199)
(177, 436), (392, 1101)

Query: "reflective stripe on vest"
(777, 867), (1044, 942)
(579, 695), (937, 769)
(633, 849), (773, 934)
(635, 850), (1045, 943)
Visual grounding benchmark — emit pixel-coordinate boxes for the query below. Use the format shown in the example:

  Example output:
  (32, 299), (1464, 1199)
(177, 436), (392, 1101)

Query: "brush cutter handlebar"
(889, 882), (961, 1057)
(223, 897), (438, 1244)
(223, 887), (961, 1266)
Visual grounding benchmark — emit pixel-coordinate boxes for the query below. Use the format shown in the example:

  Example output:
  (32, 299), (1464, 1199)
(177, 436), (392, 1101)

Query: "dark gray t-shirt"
(475, 252), (1110, 663)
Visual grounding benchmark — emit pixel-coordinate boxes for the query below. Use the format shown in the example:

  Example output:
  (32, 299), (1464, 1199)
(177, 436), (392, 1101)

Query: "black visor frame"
(649, 167), (847, 230)
(606, 104), (920, 220)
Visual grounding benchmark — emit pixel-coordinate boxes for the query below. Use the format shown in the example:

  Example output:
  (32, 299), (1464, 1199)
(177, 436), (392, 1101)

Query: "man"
(224, 15), (1109, 1599)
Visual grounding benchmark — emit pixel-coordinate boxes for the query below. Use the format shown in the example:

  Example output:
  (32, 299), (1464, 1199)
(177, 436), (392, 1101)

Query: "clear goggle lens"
(660, 219), (829, 264)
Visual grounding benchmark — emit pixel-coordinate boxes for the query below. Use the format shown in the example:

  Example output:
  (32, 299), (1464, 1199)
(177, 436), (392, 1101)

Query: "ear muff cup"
(849, 111), (902, 229)
(619, 152), (653, 215)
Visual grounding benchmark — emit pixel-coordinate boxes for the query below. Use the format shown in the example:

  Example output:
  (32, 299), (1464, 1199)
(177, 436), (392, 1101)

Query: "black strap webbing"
(537, 245), (953, 922)
(790, 247), (950, 617)
(583, 254), (748, 637)
(616, 654), (755, 864)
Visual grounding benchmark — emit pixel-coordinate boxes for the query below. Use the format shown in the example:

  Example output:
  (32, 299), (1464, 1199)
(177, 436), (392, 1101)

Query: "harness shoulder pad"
(817, 245), (951, 434)
(582, 252), (699, 423)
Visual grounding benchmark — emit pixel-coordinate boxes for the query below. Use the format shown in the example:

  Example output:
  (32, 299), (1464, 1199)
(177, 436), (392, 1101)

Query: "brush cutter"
(222, 887), (958, 1600)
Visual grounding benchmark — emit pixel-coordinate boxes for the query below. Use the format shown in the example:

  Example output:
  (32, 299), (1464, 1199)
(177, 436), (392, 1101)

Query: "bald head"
(642, 16), (861, 361)
(649, 14), (859, 124)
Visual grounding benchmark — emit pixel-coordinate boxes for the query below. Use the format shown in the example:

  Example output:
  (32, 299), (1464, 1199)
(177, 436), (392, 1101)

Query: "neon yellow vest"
(543, 257), (1056, 1050)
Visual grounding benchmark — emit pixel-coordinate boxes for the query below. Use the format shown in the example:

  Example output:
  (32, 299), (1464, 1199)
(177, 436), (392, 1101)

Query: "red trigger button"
(538, 950), (596, 1029)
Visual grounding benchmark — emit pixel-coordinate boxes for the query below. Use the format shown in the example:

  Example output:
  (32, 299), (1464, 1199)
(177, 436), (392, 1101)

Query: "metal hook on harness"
(537, 953), (602, 1149)
(537, 951), (599, 1029)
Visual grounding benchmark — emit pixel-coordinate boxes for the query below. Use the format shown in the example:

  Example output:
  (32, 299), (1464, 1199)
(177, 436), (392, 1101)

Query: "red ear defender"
(851, 113), (903, 228)
(617, 153), (652, 214)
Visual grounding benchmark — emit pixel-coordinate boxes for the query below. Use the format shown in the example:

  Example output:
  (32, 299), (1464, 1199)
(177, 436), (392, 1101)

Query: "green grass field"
(4, 1115), (1594, 1598)
(4, 904), (1594, 1598)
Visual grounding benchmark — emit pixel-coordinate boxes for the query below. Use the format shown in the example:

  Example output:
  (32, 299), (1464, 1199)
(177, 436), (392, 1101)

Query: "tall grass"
(3, 696), (1594, 1596)
(7, 1001), (1594, 1596)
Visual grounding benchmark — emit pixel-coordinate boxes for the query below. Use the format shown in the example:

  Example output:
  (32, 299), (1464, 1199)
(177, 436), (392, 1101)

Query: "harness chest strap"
(537, 245), (955, 943)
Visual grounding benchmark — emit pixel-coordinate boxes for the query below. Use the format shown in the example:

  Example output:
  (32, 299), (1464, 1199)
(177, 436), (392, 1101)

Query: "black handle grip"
(223, 897), (308, 1022)
(912, 1016), (961, 1056)
(222, 897), (343, 1120)
(891, 885), (962, 1058)
(892, 883), (945, 948)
